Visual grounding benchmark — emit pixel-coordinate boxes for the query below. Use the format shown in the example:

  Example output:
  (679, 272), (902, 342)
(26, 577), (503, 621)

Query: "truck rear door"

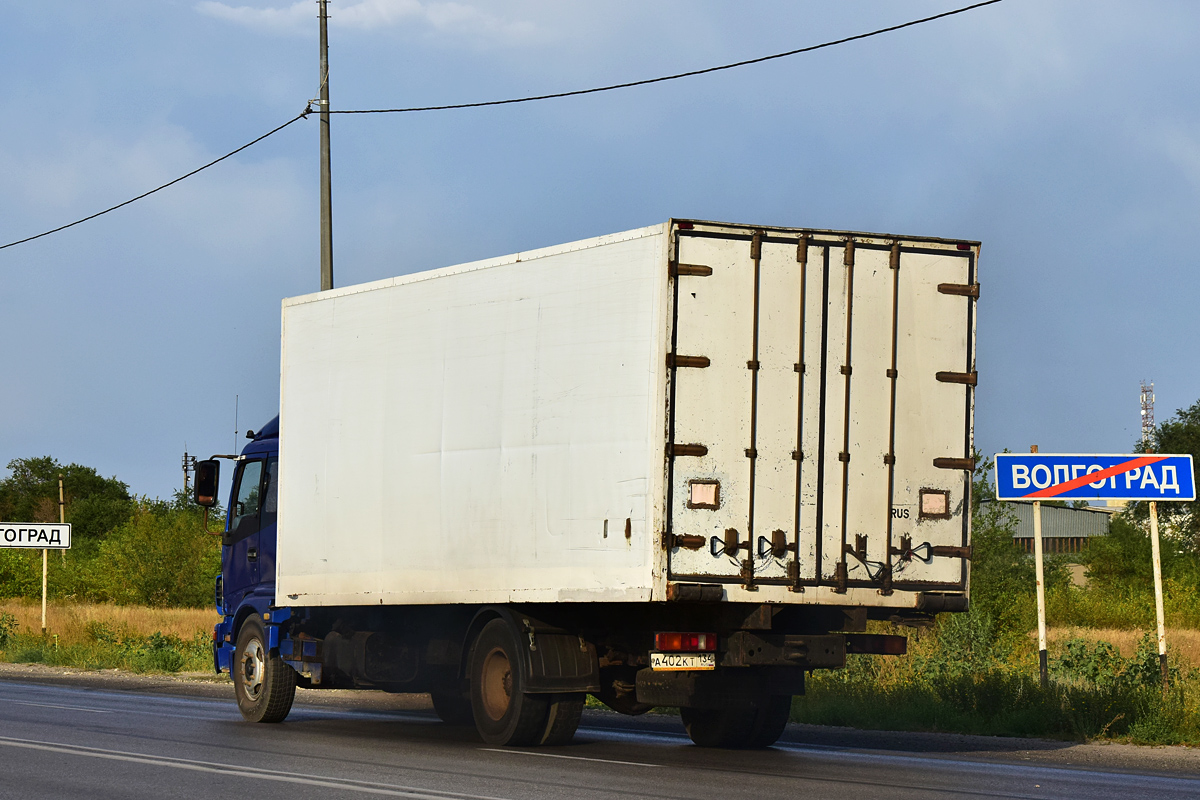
(665, 223), (976, 594)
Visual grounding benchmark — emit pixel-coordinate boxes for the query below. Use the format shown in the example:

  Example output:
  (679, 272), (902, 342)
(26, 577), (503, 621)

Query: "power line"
(0, 111), (309, 252)
(0, 0), (1002, 252)
(331, 0), (1003, 115)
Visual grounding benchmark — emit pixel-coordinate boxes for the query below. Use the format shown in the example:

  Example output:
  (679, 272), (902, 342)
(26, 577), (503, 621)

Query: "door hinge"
(670, 262), (713, 277)
(936, 370), (977, 386)
(667, 354), (711, 369)
(933, 457), (975, 471)
(937, 282), (979, 298)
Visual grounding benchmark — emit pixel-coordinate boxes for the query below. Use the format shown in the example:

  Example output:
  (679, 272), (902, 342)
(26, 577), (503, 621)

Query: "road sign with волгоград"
(993, 454), (1195, 501)
(0, 524), (71, 549)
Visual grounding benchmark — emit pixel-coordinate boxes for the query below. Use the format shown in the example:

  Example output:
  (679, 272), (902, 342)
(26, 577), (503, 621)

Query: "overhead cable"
(331, 0), (1003, 115)
(0, 0), (1002, 252)
(0, 112), (309, 252)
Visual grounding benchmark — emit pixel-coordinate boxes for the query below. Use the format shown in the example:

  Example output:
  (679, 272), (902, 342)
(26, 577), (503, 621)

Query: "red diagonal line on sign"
(1023, 455), (1168, 499)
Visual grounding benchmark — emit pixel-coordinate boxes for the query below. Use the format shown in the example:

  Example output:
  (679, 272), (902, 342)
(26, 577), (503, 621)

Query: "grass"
(1045, 626), (1200, 668)
(1046, 581), (1200, 630)
(0, 599), (219, 674)
(791, 618), (1200, 745)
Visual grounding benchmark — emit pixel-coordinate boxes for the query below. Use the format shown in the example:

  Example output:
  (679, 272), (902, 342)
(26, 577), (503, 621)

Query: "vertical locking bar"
(744, 230), (764, 589)
(814, 246), (831, 587)
(791, 234), (809, 591)
(835, 239), (856, 592)
(665, 226), (684, 567)
(882, 241), (901, 595)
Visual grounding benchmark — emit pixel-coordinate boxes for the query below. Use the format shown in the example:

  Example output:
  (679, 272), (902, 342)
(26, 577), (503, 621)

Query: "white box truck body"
(201, 219), (978, 748)
(276, 220), (975, 608)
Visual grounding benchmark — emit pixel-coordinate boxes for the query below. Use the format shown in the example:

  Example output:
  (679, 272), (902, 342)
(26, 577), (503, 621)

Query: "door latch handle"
(247, 547), (258, 561)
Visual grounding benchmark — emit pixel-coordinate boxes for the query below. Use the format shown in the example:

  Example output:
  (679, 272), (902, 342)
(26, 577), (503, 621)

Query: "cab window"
(227, 460), (264, 544)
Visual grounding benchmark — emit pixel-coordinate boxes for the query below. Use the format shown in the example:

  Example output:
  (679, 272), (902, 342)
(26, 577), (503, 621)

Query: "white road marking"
(4, 700), (111, 713)
(0, 735), (512, 800)
(479, 747), (660, 768)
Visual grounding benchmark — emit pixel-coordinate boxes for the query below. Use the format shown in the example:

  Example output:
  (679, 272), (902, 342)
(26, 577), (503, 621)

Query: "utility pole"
(58, 472), (66, 565)
(183, 450), (197, 494)
(318, 0), (334, 291)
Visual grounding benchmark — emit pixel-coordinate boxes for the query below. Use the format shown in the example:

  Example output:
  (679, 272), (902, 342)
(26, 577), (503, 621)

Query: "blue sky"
(2, 0), (1198, 500)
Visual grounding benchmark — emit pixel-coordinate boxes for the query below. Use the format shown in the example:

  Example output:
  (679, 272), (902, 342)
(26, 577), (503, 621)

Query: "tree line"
(0, 457), (219, 607)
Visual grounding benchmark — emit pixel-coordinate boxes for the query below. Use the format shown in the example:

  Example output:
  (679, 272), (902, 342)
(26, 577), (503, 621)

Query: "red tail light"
(654, 632), (717, 652)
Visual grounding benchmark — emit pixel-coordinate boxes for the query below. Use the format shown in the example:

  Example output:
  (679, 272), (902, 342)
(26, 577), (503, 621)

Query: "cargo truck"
(194, 219), (978, 748)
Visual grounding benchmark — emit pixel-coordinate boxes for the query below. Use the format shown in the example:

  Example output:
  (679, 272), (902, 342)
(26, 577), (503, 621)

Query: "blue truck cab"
(211, 416), (282, 677)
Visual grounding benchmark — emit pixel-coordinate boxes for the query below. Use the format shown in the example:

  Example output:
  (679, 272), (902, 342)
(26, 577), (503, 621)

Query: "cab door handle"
(247, 547), (258, 562)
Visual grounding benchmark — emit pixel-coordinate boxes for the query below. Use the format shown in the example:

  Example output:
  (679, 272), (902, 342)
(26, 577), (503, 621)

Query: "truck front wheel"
(234, 615), (297, 723)
(469, 619), (550, 746)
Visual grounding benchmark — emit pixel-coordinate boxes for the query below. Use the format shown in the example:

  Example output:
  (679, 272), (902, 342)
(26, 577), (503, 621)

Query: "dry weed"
(1046, 626), (1200, 669)
(0, 599), (218, 645)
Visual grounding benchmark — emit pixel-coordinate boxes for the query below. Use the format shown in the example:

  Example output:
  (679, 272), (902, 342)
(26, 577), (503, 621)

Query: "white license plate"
(649, 651), (716, 671)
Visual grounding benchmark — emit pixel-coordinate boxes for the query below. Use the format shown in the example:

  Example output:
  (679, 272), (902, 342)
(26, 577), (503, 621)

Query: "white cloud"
(195, 0), (538, 40)
(195, 1), (310, 33)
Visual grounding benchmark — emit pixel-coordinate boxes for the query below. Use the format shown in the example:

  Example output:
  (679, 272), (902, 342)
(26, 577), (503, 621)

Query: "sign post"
(995, 452), (1195, 691)
(1147, 499), (1168, 688)
(0, 523), (71, 635)
(1029, 446), (1049, 688)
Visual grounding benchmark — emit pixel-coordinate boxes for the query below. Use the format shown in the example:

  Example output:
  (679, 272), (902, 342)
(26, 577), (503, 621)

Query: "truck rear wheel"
(469, 619), (550, 746)
(746, 696), (792, 748)
(234, 615), (296, 723)
(539, 693), (585, 745)
(681, 695), (791, 749)
(431, 691), (474, 724)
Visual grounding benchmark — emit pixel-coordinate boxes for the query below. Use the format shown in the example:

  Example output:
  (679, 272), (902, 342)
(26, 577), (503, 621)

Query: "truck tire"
(680, 706), (756, 748)
(539, 693), (585, 746)
(233, 615), (296, 723)
(745, 696), (792, 748)
(680, 696), (792, 749)
(469, 619), (549, 746)
(431, 692), (474, 724)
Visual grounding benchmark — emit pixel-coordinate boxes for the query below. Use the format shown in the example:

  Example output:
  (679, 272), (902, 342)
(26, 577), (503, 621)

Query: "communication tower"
(182, 450), (197, 492)
(1140, 381), (1155, 453)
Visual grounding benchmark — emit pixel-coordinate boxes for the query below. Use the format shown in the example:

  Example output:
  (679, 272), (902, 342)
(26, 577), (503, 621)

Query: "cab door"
(223, 459), (265, 606)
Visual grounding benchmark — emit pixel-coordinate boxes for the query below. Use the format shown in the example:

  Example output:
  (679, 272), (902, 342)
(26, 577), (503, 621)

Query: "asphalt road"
(0, 675), (1197, 799)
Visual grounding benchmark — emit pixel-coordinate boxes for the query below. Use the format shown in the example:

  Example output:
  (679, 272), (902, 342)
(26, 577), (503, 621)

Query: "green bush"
(1, 623), (210, 674)
(0, 612), (16, 648)
(93, 500), (221, 608)
(0, 550), (41, 600)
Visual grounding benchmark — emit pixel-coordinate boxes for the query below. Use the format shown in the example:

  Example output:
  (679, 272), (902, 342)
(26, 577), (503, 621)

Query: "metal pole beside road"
(58, 473), (66, 564)
(318, 0), (334, 292)
(1148, 499), (1169, 689)
(41, 549), (47, 634)
(1030, 446), (1049, 688)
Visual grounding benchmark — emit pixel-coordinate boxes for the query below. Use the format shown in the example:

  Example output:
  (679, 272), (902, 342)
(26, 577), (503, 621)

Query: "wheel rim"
(240, 638), (265, 702)
(480, 646), (512, 721)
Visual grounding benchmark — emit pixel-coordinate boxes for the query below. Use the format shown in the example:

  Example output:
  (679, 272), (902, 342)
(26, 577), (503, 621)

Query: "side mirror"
(194, 460), (220, 507)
